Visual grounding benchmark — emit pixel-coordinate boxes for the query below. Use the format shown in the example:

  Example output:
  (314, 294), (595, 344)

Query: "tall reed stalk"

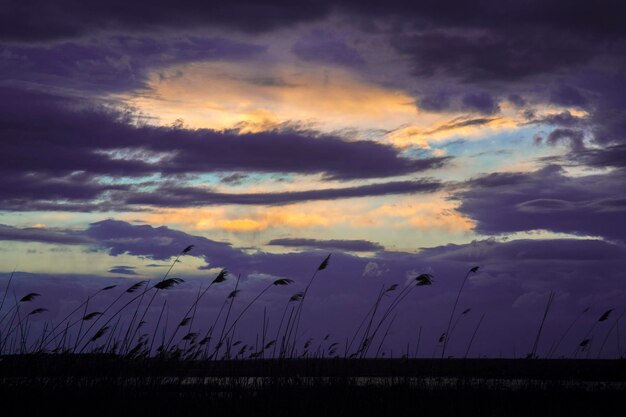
(288, 254), (331, 357)
(442, 266), (478, 358)
(529, 291), (555, 358)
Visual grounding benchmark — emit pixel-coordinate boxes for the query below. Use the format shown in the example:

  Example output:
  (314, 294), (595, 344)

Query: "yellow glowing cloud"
(356, 196), (475, 233)
(384, 102), (589, 149)
(215, 218), (267, 232)
(131, 192), (473, 237)
(136, 203), (340, 234)
(385, 115), (518, 149)
(121, 61), (417, 133)
(117, 60), (591, 159)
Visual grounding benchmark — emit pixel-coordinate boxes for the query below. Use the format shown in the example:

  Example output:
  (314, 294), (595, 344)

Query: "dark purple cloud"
(428, 117), (498, 135)
(530, 71), (626, 169)
(108, 265), (138, 275)
(526, 111), (587, 128)
(461, 92), (500, 115)
(533, 128), (586, 152)
(2, 1), (624, 177)
(292, 29), (366, 67)
(220, 173), (249, 185)
(0, 36), (266, 93)
(567, 145), (626, 169)
(418, 90), (502, 115)
(0, 87), (447, 181)
(418, 91), (452, 112)
(2, 219), (625, 358)
(360, 2), (626, 177)
(1, 179), (444, 212)
(546, 129), (586, 151)
(455, 165), (626, 241)
(86, 220), (246, 267)
(391, 30), (595, 82)
(0, 172), (128, 200)
(507, 94), (526, 107)
(267, 238), (384, 252)
(0, 224), (92, 245)
(4, 1), (626, 42)
(550, 84), (589, 108)
(0, 86), (448, 210)
(123, 180), (442, 207)
(419, 237), (626, 262)
(0, 0), (332, 41)
(580, 70), (626, 146)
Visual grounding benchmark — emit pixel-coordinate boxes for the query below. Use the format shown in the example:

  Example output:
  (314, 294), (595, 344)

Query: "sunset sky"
(1, 1), (625, 357)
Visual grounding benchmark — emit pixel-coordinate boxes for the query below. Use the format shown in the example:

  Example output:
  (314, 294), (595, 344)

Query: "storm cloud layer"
(455, 165), (626, 242)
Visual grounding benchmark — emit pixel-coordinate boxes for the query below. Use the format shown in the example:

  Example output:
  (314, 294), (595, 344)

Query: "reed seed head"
(318, 254), (331, 271)
(126, 281), (147, 293)
(154, 277), (184, 290)
(415, 273), (434, 286)
(212, 269), (228, 284)
(82, 312), (103, 321)
(598, 309), (613, 322)
(20, 292), (40, 302)
(273, 278), (294, 286)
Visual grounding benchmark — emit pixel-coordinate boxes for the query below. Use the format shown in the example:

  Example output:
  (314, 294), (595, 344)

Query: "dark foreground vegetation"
(1, 356), (625, 417)
(2, 247), (625, 416)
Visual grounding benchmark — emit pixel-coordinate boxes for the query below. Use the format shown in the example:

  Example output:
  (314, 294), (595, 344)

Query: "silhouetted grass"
(0, 246), (622, 359)
(1, 245), (625, 416)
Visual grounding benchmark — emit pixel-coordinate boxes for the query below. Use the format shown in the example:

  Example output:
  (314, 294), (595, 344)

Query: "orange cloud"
(132, 192), (473, 238)
(356, 196), (475, 232)
(136, 204), (339, 233)
(120, 61), (417, 133)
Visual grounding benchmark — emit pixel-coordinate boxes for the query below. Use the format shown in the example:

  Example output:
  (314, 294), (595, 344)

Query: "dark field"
(1, 356), (625, 417)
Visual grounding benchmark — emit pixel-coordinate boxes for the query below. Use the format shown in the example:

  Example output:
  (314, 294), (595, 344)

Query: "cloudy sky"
(1, 1), (625, 357)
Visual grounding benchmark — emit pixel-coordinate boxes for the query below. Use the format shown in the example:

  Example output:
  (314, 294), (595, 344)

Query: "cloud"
(220, 173), (249, 185)
(567, 144), (626, 168)
(0, 172), (130, 212)
(372, 3), (626, 174)
(550, 84), (589, 108)
(0, 86), (449, 210)
(0, 224), (93, 245)
(418, 237), (626, 262)
(425, 116), (500, 135)
(2, 88), (445, 185)
(461, 92), (500, 115)
(507, 94), (526, 107)
(454, 165), (626, 241)
(534, 128), (587, 152)
(526, 111), (587, 128)
(292, 29), (366, 67)
(85, 219), (246, 265)
(267, 238), (384, 252)
(418, 91), (452, 112)
(544, 128), (586, 151)
(5, 1), (626, 43)
(0, 36), (265, 93)
(107, 265), (138, 275)
(391, 29), (595, 82)
(123, 179), (443, 208)
(0, 0), (332, 41)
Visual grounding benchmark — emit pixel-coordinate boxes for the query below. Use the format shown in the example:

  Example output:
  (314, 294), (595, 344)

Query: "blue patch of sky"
(430, 125), (553, 178)
(190, 172), (297, 187)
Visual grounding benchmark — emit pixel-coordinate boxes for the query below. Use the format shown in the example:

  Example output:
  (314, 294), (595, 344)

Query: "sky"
(1, 0), (625, 358)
